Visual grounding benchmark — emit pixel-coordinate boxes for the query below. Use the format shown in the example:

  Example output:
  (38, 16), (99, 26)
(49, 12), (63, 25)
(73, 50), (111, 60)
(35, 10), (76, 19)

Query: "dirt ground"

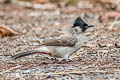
(0, 1), (120, 80)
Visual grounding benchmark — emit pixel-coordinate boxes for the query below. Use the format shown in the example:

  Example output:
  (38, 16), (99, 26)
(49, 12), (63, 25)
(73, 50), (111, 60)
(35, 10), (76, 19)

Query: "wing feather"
(41, 33), (77, 47)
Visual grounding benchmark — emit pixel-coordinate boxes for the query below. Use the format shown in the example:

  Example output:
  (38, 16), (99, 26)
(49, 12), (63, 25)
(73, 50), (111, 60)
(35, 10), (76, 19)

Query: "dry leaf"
(0, 25), (19, 37)
(99, 0), (120, 5)
(83, 43), (96, 48)
(115, 42), (120, 48)
(33, 3), (56, 10)
(77, 1), (93, 9)
(100, 11), (120, 21)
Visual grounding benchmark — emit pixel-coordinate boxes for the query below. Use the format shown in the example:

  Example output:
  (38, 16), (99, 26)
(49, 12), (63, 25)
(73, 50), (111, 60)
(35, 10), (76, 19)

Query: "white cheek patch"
(35, 46), (49, 52)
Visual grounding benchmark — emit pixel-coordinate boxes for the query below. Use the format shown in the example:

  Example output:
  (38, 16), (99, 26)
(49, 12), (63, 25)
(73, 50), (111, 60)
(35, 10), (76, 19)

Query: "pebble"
(106, 44), (114, 47)
(98, 50), (109, 53)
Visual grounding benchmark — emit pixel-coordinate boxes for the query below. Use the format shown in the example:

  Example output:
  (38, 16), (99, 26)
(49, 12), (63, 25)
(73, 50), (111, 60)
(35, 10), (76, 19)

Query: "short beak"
(86, 25), (94, 32)
(88, 25), (94, 28)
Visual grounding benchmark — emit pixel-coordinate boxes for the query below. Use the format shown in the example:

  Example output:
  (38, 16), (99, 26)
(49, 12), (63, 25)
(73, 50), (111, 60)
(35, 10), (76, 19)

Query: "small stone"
(106, 44), (113, 47)
(98, 50), (109, 53)
(33, 3), (56, 10)
(83, 43), (96, 48)
(99, 44), (106, 47)
(32, 42), (40, 46)
(62, 75), (72, 80)
(77, 1), (93, 9)
(46, 72), (54, 78)
(85, 43), (95, 48)
(15, 73), (20, 78)
(22, 70), (31, 74)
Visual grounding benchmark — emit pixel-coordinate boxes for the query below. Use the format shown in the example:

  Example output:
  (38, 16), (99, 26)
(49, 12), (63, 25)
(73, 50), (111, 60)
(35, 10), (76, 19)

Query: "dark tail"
(11, 51), (39, 60)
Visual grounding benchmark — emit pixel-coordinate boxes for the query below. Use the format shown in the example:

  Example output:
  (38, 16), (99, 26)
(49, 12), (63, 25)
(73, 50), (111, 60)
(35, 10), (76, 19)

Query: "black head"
(72, 17), (94, 32)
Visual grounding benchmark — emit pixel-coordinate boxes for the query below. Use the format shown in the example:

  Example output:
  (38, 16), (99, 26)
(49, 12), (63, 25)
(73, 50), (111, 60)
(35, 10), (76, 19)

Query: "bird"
(11, 17), (94, 60)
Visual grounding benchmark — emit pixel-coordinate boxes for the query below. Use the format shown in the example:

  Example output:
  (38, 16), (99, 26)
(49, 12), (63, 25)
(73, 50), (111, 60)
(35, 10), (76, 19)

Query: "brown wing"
(41, 33), (77, 47)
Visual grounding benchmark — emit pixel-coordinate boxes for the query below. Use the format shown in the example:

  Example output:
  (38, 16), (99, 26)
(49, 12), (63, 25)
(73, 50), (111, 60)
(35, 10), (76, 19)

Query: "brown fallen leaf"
(0, 25), (19, 37)
(115, 42), (120, 48)
(99, 0), (114, 4)
(100, 11), (120, 21)
(99, 0), (120, 5)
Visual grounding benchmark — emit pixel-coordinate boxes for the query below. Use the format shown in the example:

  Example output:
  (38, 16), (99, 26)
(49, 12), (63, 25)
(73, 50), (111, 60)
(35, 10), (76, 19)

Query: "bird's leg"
(51, 57), (59, 63)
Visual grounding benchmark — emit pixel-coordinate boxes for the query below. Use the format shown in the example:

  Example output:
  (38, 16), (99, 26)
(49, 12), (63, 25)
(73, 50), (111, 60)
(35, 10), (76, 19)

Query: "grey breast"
(54, 33), (85, 58)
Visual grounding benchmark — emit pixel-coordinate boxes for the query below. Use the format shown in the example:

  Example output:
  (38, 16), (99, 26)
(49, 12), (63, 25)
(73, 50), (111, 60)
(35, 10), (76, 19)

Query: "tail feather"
(11, 51), (39, 60)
